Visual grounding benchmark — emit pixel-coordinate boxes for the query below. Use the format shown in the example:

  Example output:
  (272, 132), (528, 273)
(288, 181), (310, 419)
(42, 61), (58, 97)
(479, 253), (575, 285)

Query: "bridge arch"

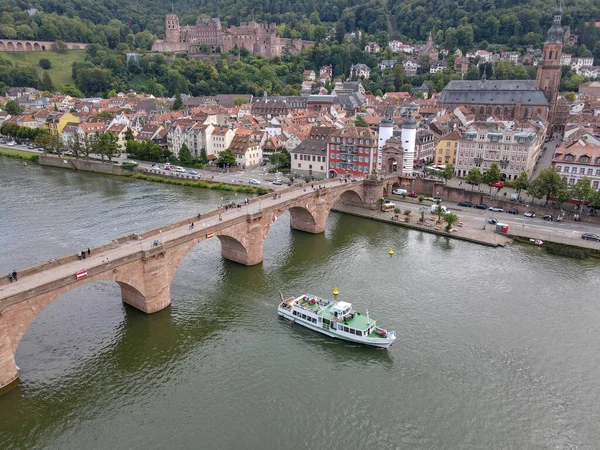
(7, 41), (15, 51)
(25, 42), (32, 51)
(16, 41), (24, 51)
(33, 42), (40, 50)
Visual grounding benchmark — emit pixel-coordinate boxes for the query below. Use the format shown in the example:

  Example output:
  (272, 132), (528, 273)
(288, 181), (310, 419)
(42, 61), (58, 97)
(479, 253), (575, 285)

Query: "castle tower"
(377, 114), (394, 170)
(165, 14), (181, 43)
(401, 113), (417, 176)
(536, 1), (563, 129)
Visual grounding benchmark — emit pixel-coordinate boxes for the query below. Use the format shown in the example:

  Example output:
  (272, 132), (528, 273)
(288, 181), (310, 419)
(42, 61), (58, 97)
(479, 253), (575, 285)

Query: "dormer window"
(580, 156), (590, 163)
(565, 154), (574, 162)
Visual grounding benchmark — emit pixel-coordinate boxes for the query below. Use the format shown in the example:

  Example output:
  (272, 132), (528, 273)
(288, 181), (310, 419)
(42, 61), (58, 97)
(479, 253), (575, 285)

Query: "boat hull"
(278, 308), (395, 349)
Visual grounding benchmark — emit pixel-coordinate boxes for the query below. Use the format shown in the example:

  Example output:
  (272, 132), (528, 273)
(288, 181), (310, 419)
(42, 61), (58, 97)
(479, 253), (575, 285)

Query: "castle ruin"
(152, 15), (314, 58)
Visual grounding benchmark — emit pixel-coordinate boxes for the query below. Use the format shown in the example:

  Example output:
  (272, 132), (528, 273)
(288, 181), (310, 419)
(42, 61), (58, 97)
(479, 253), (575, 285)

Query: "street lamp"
(159, 230), (163, 245)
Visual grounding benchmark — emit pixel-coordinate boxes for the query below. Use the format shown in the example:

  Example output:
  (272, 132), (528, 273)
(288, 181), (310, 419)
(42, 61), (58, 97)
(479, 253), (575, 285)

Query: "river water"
(1, 156), (600, 449)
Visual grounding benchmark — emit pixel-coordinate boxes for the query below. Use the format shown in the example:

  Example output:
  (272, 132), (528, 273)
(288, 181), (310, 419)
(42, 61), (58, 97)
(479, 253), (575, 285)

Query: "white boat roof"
(334, 301), (352, 310)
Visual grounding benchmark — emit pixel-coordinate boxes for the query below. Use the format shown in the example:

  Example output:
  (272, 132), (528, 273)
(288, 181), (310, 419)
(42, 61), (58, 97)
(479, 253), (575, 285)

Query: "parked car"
(175, 167), (186, 173)
(458, 201), (473, 207)
(524, 211), (536, 218)
(489, 181), (505, 188)
(249, 179), (262, 185)
(506, 208), (519, 215)
(7, 141), (16, 147)
(392, 188), (408, 196)
(407, 191), (418, 198)
(188, 170), (198, 175)
(432, 197), (442, 203)
(466, 180), (480, 186)
(487, 218), (498, 224)
(542, 214), (553, 221)
(163, 166), (171, 170)
(381, 201), (396, 212)
(582, 233), (600, 241)
(272, 180), (283, 185)
(489, 206), (504, 212)
(474, 204), (487, 210)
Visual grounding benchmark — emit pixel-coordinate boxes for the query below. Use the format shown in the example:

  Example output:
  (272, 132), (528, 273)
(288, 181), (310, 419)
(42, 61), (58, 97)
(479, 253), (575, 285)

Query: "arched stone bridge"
(0, 177), (393, 393)
(0, 39), (88, 52)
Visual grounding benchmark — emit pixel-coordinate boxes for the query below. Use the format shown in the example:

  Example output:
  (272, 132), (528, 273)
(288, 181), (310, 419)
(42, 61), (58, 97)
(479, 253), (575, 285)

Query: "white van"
(392, 188), (408, 196)
(431, 204), (448, 214)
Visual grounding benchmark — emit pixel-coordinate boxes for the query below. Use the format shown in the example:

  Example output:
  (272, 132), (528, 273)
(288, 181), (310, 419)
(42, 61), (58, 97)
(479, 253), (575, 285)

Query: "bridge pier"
(120, 250), (172, 313)
(0, 315), (19, 394)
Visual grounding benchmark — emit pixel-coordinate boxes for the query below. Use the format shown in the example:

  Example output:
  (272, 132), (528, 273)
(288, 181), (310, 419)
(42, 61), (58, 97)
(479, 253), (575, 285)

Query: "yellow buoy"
(389, 248), (394, 255)
(333, 287), (339, 296)
(23, 162), (27, 166)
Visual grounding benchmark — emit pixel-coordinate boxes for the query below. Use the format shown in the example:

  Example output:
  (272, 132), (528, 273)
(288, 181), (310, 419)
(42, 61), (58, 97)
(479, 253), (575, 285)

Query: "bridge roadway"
(0, 176), (391, 393)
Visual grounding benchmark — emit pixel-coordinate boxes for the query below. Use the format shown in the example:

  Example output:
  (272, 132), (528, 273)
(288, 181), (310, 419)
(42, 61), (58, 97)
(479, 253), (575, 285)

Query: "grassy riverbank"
(0, 147), (40, 161)
(126, 172), (270, 195)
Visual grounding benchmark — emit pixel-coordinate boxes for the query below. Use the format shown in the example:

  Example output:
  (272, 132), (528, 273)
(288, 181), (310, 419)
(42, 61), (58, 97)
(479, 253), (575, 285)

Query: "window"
(298, 163), (301, 168)
(580, 156), (590, 163)
(321, 166), (323, 170)
(294, 154), (297, 160)
(301, 314), (306, 320)
(588, 168), (593, 175)
(594, 181), (599, 189)
(580, 168), (585, 174)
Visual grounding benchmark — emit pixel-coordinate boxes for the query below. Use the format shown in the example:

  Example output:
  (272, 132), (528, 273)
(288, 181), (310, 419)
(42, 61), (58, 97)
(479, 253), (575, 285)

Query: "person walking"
(82, 250), (86, 260)
(87, 247), (91, 257)
(197, 213), (201, 220)
(8, 273), (13, 283)
(12, 270), (17, 281)
(77, 250), (82, 260)
(219, 213), (223, 221)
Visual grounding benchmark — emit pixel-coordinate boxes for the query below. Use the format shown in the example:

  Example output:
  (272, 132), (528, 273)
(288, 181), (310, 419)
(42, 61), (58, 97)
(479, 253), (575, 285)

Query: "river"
(1, 156), (600, 449)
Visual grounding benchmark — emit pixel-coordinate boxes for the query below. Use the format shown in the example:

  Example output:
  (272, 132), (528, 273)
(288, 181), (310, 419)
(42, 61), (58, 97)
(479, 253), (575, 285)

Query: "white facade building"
(553, 144), (600, 190)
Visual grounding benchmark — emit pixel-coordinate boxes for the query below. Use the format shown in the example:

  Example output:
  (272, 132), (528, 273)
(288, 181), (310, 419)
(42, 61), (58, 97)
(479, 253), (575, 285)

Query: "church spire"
(546, 0), (564, 44)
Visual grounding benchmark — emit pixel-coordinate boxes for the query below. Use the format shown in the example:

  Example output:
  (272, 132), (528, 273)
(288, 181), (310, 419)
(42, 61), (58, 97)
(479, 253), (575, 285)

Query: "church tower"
(165, 14), (181, 43)
(536, 1), (563, 128)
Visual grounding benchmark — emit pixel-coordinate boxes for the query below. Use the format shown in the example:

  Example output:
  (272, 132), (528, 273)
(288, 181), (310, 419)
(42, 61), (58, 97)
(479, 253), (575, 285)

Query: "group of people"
(7, 270), (18, 283)
(77, 248), (91, 260)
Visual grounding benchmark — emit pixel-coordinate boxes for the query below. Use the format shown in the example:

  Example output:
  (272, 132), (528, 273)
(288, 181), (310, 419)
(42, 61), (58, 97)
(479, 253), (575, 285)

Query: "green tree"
(564, 92), (576, 103)
(554, 188), (572, 209)
(354, 115), (368, 127)
(199, 148), (208, 165)
(173, 90), (183, 111)
(483, 163), (502, 185)
(179, 143), (193, 165)
(442, 212), (459, 232)
(512, 171), (529, 200)
(572, 176), (593, 210)
(467, 168), (483, 190)
(269, 149), (291, 169)
(530, 168), (565, 206)
(40, 71), (55, 92)
(4, 100), (23, 115)
(39, 58), (51, 70)
(218, 148), (236, 166)
(95, 132), (119, 163)
(124, 127), (135, 142)
(233, 97), (247, 107)
(440, 164), (454, 184)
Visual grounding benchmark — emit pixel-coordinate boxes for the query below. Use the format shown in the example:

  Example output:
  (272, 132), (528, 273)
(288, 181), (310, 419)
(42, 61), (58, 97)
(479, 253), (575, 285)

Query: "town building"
(402, 60), (420, 77)
(579, 81), (600, 98)
(365, 42), (381, 54)
(415, 129), (436, 163)
(327, 127), (378, 178)
(434, 129), (461, 167)
(228, 133), (262, 168)
(379, 59), (397, 70)
(453, 49), (469, 76)
(455, 121), (543, 179)
(290, 126), (334, 178)
(152, 15), (314, 57)
(552, 144), (600, 190)
(349, 64), (371, 79)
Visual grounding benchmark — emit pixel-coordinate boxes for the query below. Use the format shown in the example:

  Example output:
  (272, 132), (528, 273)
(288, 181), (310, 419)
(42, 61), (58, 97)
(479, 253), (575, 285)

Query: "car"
(431, 197), (442, 203)
(163, 166), (171, 171)
(7, 142), (16, 147)
(466, 180), (480, 186)
(188, 170), (198, 175)
(506, 208), (519, 215)
(175, 167), (186, 173)
(524, 211), (536, 218)
(489, 206), (504, 212)
(474, 204), (487, 210)
(542, 214), (553, 221)
(392, 188), (408, 196)
(260, 161), (267, 166)
(458, 201), (473, 207)
(271, 179), (283, 185)
(487, 218), (498, 224)
(249, 179), (262, 185)
(407, 191), (418, 198)
(489, 181), (505, 188)
(582, 233), (600, 241)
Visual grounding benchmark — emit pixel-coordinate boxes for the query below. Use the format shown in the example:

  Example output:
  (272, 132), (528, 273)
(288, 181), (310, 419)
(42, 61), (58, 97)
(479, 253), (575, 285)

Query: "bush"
(418, 196), (424, 203)
(403, 209), (412, 215)
(121, 162), (138, 170)
(394, 208), (400, 214)
(39, 58), (51, 70)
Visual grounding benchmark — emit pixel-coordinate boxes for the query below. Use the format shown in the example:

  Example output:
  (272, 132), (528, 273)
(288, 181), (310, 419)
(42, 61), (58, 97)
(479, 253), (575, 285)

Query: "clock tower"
(536, 1), (564, 131)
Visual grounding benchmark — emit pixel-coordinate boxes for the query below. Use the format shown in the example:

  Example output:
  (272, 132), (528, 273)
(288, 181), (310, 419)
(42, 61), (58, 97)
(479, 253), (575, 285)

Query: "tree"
(40, 71), (55, 92)
(440, 164), (454, 184)
(269, 149), (291, 169)
(179, 143), (193, 165)
(512, 171), (529, 200)
(442, 212), (459, 232)
(124, 127), (135, 142)
(467, 168), (483, 190)
(4, 100), (23, 115)
(54, 40), (68, 54)
(433, 204), (445, 223)
(564, 92), (576, 103)
(218, 148), (236, 166)
(233, 97), (247, 107)
(199, 148), (208, 165)
(554, 188), (572, 209)
(354, 115), (368, 127)
(530, 168), (565, 206)
(572, 176), (593, 210)
(483, 163), (502, 185)
(172, 90), (183, 111)
(39, 58), (51, 70)
(95, 132), (119, 163)
(68, 133), (83, 159)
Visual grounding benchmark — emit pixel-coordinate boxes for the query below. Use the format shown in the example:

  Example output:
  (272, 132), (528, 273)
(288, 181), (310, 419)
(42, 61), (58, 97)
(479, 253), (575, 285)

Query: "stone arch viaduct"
(0, 40), (88, 52)
(0, 177), (395, 394)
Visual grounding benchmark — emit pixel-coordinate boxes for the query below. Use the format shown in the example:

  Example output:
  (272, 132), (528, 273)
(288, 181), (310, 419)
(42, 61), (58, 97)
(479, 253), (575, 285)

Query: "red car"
(489, 181), (504, 188)
(408, 191), (418, 198)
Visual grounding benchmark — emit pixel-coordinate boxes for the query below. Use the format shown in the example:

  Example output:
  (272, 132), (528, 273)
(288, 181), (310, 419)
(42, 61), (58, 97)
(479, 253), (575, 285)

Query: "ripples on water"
(1, 157), (600, 449)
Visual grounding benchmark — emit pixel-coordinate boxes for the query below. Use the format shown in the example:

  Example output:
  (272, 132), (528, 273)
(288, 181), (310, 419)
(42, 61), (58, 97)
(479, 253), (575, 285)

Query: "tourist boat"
(278, 294), (396, 348)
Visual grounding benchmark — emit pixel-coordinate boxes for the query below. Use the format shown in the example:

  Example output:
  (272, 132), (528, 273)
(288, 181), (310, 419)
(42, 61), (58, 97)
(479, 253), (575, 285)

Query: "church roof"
(439, 80), (549, 107)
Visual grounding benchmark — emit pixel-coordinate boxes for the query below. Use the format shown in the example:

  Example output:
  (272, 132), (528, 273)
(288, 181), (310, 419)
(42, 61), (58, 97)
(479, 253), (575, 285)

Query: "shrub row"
(126, 173), (270, 194)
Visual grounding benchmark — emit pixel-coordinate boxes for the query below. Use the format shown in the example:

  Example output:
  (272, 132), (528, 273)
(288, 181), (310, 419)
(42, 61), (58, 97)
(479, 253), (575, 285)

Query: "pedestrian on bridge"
(219, 213), (223, 221)
(8, 273), (13, 283)
(87, 247), (91, 257)
(77, 250), (82, 260)
(12, 270), (18, 281)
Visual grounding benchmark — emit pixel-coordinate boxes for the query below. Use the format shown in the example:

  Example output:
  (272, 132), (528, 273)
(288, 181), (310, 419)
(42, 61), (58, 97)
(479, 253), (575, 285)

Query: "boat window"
(301, 314), (306, 320)
(343, 326), (349, 332)
(356, 330), (362, 336)
(350, 329), (356, 335)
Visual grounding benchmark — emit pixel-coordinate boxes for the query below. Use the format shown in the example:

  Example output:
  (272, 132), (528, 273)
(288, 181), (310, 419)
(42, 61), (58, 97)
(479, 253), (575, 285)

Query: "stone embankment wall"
(0, 40), (88, 52)
(39, 155), (128, 175)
